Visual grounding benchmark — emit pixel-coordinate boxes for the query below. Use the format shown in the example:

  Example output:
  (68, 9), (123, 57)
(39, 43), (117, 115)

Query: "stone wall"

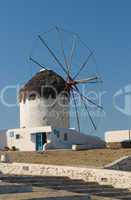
(106, 142), (131, 149)
(0, 163), (131, 190)
(104, 156), (131, 171)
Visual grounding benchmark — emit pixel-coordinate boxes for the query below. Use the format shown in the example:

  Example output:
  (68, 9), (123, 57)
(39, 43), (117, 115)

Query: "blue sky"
(0, 0), (131, 138)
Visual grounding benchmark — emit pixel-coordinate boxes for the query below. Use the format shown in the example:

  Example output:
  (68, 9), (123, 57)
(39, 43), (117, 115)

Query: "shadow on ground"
(28, 196), (89, 200)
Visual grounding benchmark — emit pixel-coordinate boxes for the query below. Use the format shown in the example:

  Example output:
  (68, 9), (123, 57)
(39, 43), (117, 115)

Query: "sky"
(0, 0), (131, 138)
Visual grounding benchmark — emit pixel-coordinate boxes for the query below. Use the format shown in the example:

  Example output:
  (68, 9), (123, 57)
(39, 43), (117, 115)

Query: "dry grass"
(1, 148), (131, 167)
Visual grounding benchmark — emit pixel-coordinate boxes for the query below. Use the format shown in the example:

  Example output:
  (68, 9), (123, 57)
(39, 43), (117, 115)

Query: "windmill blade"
(73, 51), (93, 80)
(68, 35), (77, 75)
(56, 26), (69, 72)
(78, 93), (97, 130)
(76, 80), (102, 84)
(74, 86), (103, 110)
(84, 103), (97, 130)
(38, 35), (68, 76)
(75, 76), (100, 84)
(71, 90), (81, 133)
(82, 94), (103, 110)
(29, 57), (48, 70)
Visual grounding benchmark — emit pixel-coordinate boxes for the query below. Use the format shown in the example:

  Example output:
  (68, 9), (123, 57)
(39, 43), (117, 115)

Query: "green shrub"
(4, 147), (10, 151)
(11, 146), (18, 151)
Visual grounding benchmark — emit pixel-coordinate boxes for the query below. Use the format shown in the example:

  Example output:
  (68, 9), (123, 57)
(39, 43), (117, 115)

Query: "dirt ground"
(1, 148), (131, 167)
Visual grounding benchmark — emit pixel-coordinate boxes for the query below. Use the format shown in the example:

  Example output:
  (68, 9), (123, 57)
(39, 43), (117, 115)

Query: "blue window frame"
(9, 132), (14, 137)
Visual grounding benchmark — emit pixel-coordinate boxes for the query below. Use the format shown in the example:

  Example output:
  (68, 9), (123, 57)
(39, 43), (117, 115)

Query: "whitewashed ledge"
(0, 162), (131, 190)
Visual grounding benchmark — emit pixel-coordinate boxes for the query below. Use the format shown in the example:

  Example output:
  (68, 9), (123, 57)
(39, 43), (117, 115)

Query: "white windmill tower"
(19, 69), (70, 129)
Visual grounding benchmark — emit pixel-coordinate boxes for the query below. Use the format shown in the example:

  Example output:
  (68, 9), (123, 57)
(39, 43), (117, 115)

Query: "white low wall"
(0, 163), (131, 190)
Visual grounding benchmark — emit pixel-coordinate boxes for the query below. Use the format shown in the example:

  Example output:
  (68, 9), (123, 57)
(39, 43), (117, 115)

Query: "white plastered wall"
(20, 97), (69, 129)
(105, 130), (131, 143)
(47, 128), (105, 149)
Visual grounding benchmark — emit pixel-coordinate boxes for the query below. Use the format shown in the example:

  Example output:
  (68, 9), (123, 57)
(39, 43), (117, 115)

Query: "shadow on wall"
(0, 129), (8, 150)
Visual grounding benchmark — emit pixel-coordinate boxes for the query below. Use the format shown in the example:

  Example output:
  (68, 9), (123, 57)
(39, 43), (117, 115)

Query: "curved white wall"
(20, 97), (69, 129)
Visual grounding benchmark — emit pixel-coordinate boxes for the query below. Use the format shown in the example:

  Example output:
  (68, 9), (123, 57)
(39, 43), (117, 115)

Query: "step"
(92, 191), (131, 198)
(0, 182), (32, 194)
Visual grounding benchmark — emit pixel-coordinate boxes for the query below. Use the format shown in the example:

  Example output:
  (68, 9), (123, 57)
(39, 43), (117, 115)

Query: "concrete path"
(0, 175), (131, 200)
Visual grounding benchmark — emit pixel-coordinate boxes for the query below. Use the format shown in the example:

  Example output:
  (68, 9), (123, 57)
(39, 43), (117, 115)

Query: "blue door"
(36, 133), (43, 151)
(36, 132), (47, 151)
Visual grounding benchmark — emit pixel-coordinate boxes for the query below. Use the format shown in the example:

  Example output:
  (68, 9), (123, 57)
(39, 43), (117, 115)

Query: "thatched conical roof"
(19, 70), (68, 103)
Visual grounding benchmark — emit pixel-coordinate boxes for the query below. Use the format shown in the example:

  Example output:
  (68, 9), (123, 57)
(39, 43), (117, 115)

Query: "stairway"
(1, 175), (131, 199)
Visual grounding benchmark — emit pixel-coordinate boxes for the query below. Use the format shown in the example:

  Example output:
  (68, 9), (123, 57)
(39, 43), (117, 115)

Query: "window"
(9, 132), (14, 138)
(54, 129), (60, 138)
(28, 93), (36, 100)
(16, 134), (20, 139)
(56, 131), (60, 138)
(64, 133), (68, 141)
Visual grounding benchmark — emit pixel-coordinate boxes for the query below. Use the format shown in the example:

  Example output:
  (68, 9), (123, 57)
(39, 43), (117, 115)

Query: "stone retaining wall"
(106, 142), (131, 149)
(0, 163), (131, 190)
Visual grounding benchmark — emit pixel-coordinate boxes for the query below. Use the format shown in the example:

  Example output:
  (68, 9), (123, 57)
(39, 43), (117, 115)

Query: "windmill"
(29, 26), (103, 134)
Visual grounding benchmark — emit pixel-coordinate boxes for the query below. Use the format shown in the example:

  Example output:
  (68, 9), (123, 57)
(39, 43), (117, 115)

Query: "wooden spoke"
(73, 51), (93, 80)
(38, 35), (68, 76)
(29, 57), (47, 70)
(71, 90), (81, 133)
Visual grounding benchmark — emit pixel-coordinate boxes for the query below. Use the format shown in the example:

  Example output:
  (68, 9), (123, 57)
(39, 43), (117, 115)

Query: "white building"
(105, 130), (131, 143)
(0, 70), (105, 151)
(105, 130), (131, 148)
